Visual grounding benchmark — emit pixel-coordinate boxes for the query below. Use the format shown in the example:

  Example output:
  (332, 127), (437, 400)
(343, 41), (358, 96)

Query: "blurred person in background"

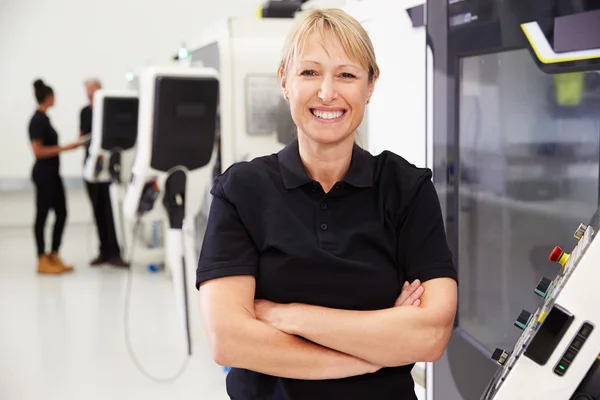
(80, 78), (129, 268)
(29, 79), (80, 274)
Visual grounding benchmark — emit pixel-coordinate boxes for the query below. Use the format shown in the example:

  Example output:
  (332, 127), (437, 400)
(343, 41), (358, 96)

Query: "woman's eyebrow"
(298, 60), (362, 69)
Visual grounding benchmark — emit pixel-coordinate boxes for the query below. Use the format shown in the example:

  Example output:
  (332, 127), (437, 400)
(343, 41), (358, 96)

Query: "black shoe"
(108, 257), (130, 268)
(90, 254), (109, 266)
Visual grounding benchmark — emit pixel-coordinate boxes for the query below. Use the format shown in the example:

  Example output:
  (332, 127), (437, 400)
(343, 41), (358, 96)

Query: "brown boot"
(37, 254), (64, 274)
(49, 252), (75, 272)
(108, 257), (130, 268)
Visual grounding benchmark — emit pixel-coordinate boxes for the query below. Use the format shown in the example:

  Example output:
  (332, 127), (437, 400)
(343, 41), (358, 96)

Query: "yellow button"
(559, 253), (571, 267)
(254, 5), (263, 19)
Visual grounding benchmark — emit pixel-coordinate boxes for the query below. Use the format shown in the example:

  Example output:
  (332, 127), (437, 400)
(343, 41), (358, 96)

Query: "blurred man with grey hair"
(80, 78), (128, 268)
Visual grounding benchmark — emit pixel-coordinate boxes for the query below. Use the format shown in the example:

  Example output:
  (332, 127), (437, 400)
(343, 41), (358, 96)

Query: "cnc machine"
(426, 2), (600, 399)
(83, 90), (140, 260)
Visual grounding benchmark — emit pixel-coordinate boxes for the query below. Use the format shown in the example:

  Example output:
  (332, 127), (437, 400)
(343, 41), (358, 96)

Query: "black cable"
(123, 220), (191, 384)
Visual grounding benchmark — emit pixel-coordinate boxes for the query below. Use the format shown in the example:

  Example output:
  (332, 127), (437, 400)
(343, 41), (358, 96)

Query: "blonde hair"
(278, 8), (380, 83)
(84, 78), (102, 88)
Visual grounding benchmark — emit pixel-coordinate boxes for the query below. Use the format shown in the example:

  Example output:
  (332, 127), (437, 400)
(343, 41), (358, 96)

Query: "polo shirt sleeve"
(29, 117), (44, 141)
(195, 172), (259, 290)
(398, 171), (458, 284)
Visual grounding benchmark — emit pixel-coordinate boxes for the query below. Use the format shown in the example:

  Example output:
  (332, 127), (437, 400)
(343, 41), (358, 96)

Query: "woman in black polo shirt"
(29, 79), (80, 274)
(196, 9), (458, 400)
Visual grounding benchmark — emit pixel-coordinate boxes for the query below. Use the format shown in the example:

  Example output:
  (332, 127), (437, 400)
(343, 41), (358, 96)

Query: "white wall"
(342, 0), (427, 167)
(0, 0), (263, 182)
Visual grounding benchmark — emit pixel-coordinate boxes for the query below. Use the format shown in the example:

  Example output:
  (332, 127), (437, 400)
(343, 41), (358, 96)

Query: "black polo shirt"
(28, 110), (59, 172)
(196, 138), (457, 400)
(80, 105), (92, 162)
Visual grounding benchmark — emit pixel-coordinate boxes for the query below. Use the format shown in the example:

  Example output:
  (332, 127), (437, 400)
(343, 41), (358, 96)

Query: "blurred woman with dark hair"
(28, 79), (80, 274)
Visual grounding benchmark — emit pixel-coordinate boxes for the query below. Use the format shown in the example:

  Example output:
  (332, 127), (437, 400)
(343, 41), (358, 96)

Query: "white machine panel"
(188, 18), (295, 172)
(123, 65), (219, 224)
(121, 65), (219, 356)
(340, 0), (427, 166)
(83, 90), (139, 183)
(482, 205), (600, 399)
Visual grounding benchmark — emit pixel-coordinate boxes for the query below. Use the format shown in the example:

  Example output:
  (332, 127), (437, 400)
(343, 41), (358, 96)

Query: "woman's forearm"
(264, 279), (457, 367)
(34, 145), (64, 159)
(210, 316), (379, 380)
(282, 304), (441, 367)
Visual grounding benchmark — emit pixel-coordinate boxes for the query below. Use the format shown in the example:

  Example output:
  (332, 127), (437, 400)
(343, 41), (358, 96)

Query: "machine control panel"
(554, 322), (594, 377)
(514, 310), (533, 330)
(534, 277), (553, 299)
(549, 245), (570, 267)
(481, 204), (600, 399)
(491, 348), (510, 366)
(574, 223), (588, 240)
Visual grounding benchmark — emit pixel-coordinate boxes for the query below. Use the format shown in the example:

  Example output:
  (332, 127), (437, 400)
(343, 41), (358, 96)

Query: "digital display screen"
(175, 103), (206, 118)
(525, 305), (574, 365)
(101, 97), (139, 151)
(151, 76), (219, 172)
(114, 112), (135, 123)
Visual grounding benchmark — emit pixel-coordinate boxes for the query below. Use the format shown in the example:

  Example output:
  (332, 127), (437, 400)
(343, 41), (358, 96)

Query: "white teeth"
(312, 110), (344, 120)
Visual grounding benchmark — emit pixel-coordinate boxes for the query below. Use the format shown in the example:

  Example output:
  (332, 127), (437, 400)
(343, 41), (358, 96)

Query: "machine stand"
(163, 171), (192, 356)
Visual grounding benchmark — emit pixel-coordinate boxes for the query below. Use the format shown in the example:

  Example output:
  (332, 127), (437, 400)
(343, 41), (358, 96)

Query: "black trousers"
(85, 181), (121, 258)
(32, 166), (67, 257)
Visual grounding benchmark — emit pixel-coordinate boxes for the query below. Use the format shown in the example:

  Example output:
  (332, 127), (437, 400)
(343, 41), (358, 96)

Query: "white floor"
(0, 188), (228, 400)
(0, 188), (425, 400)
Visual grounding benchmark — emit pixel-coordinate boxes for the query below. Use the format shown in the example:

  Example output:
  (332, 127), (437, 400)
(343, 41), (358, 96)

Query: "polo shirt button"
(311, 185), (317, 191)
(320, 223), (328, 230)
(320, 203), (327, 210)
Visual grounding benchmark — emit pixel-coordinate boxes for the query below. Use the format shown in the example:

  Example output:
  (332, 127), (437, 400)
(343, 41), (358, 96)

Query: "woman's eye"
(299, 70), (355, 79)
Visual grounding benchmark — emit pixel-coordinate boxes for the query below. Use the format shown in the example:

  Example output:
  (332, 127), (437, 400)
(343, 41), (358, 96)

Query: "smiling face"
(280, 31), (376, 146)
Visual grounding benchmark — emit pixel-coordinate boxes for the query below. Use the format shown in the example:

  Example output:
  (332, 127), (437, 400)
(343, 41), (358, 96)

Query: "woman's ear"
(366, 74), (378, 104)
(279, 67), (288, 101)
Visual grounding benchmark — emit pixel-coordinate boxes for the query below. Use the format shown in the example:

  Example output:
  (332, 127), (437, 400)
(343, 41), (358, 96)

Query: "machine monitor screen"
(101, 97), (139, 151)
(150, 76), (219, 172)
(456, 49), (600, 354)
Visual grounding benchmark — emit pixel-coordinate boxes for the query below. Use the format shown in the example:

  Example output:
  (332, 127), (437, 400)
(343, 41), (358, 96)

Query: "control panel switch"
(535, 277), (553, 298)
(574, 223), (588, 240)
(491, 348), (510, 366)
(515, 309), (533, 330)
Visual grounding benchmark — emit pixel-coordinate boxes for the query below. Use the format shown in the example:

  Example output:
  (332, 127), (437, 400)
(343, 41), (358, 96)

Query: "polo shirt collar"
(278, 138), (373, 189)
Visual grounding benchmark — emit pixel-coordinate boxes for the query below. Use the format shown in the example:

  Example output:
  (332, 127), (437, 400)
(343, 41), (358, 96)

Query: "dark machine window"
(457, 49), (600, 353)
(101, 97), (139, 151)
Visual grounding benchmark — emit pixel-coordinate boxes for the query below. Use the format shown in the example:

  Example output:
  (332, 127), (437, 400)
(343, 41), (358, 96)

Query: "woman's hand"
(62, 142), (80, 151)
(255, 280), (425, 332)
(395, 280), (424, 307)
(255, 299), (289, 332)
(58, 142), (80, 153)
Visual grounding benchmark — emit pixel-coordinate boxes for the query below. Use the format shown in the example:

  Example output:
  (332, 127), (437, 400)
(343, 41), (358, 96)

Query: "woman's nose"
(318, 77), (338, 103)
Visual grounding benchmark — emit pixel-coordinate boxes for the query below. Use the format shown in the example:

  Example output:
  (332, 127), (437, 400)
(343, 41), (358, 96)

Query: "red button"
(549, 246), (563, 262)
